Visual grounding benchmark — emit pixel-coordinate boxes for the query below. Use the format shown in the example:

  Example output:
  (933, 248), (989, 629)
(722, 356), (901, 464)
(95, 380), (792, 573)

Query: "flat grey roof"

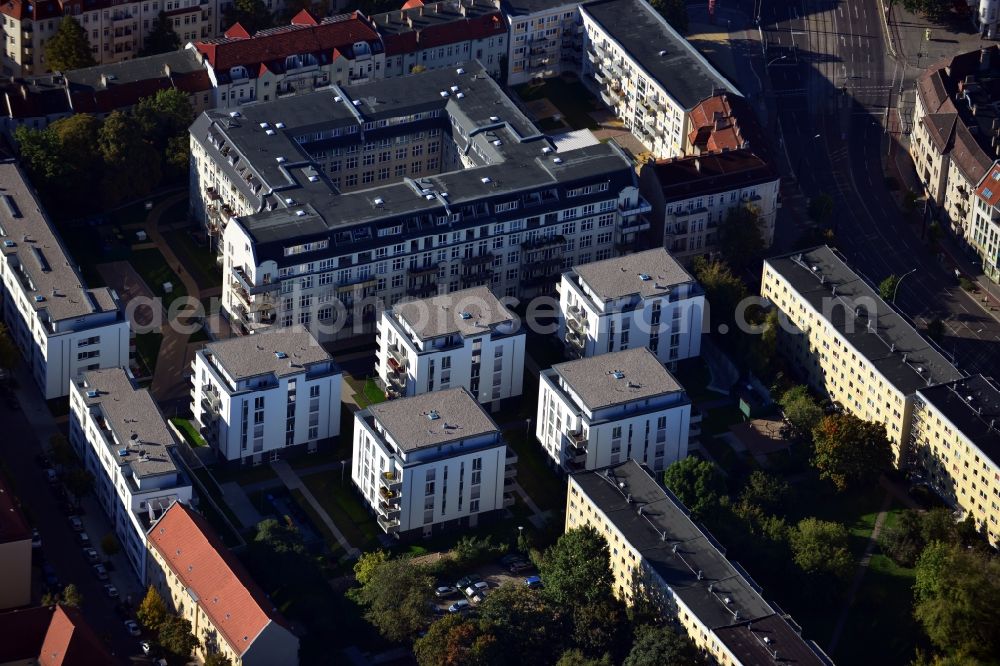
(918, 374), (1000, 465)
(571, 248), (693, 301)
(572, 461), (776, 630)
(366, 387), (498, 452)
(0, 161), (119, 322)
(393, 286), (515, 340)
(581, 0), (740, 110)
(552, 347), (683, 410)
(501, 0), (581, 16)
(205, 326), (333, 381)
(714, 614), (831, 666)
(63, 49), (204, 89)
(765, 246), (963, 395)
(78, 369), (178, 479)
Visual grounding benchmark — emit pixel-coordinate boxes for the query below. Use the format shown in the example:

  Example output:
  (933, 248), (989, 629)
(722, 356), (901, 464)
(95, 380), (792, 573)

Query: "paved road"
(754, 0), (1000, 377)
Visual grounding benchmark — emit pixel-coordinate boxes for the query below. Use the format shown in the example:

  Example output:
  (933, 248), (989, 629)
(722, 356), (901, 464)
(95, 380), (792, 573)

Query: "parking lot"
(430, 554), (540, 614)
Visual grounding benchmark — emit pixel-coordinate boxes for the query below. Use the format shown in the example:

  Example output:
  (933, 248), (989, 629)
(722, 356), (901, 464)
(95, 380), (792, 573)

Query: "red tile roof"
(976, 162), (1000, 207)
(686, 93), (762, 155)
(37, 605), (110, 666)
(194, 13), (379, 72)
(0, 474), (31, 545)
(401, 0), (425, 7)
(372, 1), (506, 56)
(147, 502), (283, 657)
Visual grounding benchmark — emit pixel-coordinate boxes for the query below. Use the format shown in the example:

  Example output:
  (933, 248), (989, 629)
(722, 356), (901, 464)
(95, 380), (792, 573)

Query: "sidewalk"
(270, 460), (361, 560)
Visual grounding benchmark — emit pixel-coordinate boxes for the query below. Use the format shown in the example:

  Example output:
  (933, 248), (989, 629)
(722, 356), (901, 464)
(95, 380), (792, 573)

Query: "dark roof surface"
(500, 0), (581, 16)
(918, 374), (1000, 464)
(0, 473), (30, 545)
(649, 150), (777, 202)
(714, 614), (832, 666)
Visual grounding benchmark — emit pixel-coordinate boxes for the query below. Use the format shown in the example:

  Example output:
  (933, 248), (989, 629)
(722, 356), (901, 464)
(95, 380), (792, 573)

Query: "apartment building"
(0, 605), (114, 663)
(567, 460), (830, 665)
(147, 502), (300, 665)
(579, 0), (740, 159)
(0, 475), (30, 610)
(190, 62), (646, 341)
(0, 0), (224, 76)
(189, 11), (385, 109)
(761, 246), (963, 462)
(69, 368), (192, 582)
(537, 347), (691, 473)
(912, 45), (999, 243)
(502, 0), (584, 85)
(376, 286), (525, 406)
(971, 162), (1000, 284)
(352, 387), (516, 538)
(911, 374), (1000, 545)
(190, 326), (342, 465)
(0, 161), (129, 399)
(557, 249), (704, 363)
(373, 0), (508, 79)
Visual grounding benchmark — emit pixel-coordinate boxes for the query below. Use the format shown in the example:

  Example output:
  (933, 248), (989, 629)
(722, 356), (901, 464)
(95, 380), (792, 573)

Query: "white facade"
(190, 327), (342, 465)
(0, 161), (129, 399)
(351, 387), (515, 538)
(536, 347), (690, 472)
(69, 368), (192, 583)
(376, 286), (525, 407)
(558, 248), (704, 363)
(504, 1), (583, 85)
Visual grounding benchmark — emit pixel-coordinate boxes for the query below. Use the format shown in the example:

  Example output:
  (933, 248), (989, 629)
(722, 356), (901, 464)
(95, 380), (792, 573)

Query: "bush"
(452, 534), (508, 569)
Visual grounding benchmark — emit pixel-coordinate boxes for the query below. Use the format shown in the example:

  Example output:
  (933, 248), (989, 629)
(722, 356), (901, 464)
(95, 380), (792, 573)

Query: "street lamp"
(892, 268), (918, 304)
(766, 54), (787, 67)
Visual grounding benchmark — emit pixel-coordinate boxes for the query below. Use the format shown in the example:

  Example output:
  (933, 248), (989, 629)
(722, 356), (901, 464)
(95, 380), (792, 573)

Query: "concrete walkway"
(511, 480), (550, 528)
(220, 481), (263, 528)
(270, 460), (361, 560)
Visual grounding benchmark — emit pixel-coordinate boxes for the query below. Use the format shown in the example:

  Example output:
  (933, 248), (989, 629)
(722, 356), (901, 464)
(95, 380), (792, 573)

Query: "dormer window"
(229, 65), (248, 81)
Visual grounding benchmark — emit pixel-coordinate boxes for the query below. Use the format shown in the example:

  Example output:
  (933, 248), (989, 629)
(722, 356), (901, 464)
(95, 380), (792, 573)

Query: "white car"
(103, 584), (119, 599)
(464, 581), (489, 598)
(448, 599), (470, 613)
(83, 548), (99, 563)
(68, 516), (83, 532)
(93, 564), (109, 581)
(124, 620), (141, 637)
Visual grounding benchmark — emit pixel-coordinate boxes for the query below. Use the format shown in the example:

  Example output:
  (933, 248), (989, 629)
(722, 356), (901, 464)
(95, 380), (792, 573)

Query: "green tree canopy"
(48, 433), (76, 468)
(778, 385), (824, 439)
(478, 583), (566, 664)
(413, 615), (502, 666)
(349, 555), (434, 642)
(623, 625), (708, 666)
(662, 457), (726, 516)
(204, 652), (233, 666)
(223, 0), (274, 34)
(158, 615), (198, 658)
(811, 412), (893, 491)
(570, 597), (629, 661)
(353, 549), (390, 586)
(789, 517), (854, 580)
(0, 323), (18, 370)
(926, 318), (945, 342)
(137, 585), (168, 632)
(691, 257), (748, 337)
(60, 584), (83, 609)
(555, 650), (613, 666)
(738, 470), (790, 515)
(100, 532), (120, 556)
(45, 17), (96, 71)
(254, 517), (306, 555)
(63, 468), (94, 498)
(538, 526), (614, 608)
(139, 11), (180, 56)
(879, 274), (901, 302)
(717, 204), (765, 272)
(98, 110), (162, 207)
(900, 0), (950, 20)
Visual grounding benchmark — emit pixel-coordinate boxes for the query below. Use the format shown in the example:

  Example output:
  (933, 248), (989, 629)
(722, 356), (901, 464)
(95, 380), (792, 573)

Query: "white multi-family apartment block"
(502, 0), (583, 85)
(761, 246), (963, 463)
(557, 248), (703, 363)
(0, 161), (129, 399)
(376, 285), (525, 407)
(352, 387), (516, 538)
(69, 368), (192, 582)
(190, 326), (342, 465)
(578, 0), (739, 159)
(536, 347), (691, 473)
(190, 62), (647, 341)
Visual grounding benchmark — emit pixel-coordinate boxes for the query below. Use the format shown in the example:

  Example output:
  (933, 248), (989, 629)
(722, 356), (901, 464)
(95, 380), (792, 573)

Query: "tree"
(901, 0), (950, 20)
(204, 653), (233, 666)
(789, 518), (853, 580)
(139, 11), (180, 56)
(623, 625), (708, 666)
(808, 193), (834, 226)
(50, 114), (104, 202)
(662, 457), (726, 516)
(647, 0), (688, 31)
(478, 583), (566, 664)
(926, 318), (945, 342)
(738, 471), (789, 515)
(691, 257), (747, 337)
(413, 615), (502, 666)
(556, 650), (613, 666)
(158, 615), (198, 659)
(879, 274), (901, 302)
(100, 532), (121, 556)
(778, 385), (823, 439)
(97, 110), (162, 206)
(137, 585), (168, 632)
(63, 468), (94, 498)
(254, 517), (305, 555)
(717, 204), (765, 272)
(537, 526), (613, 608)
(570, 597), (629, 661)
(914, 542), (1000, 660)
(878, 509), (925, 567)
(45, 17), (96, 71)
(349, 555), (434, 642)
(223, 0), (273, 34)
(811, 413), (893, 491)
(13, 125), (67, 190)
(61, 584), (83, 608)
(353, 549), (389, 586)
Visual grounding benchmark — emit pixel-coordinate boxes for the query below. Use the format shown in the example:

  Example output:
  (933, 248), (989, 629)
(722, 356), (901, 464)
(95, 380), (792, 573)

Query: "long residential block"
(0, 161), (129, 399)
(537, 347), (691, 473)
(558, 248), (703, 363)
(352, 387), (516, 538)
(376, 285), (525, 406)
(69, 368), (192, 583)
(761, 245), (963, 462)
(190, 326), (342, 465)
(568, 460), (831, 666)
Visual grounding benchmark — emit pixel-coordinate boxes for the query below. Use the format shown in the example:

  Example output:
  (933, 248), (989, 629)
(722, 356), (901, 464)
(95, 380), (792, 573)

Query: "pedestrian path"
(512, 480), (550, 529)
(271, 460), (361, 560)
(220, 481), (263, 528)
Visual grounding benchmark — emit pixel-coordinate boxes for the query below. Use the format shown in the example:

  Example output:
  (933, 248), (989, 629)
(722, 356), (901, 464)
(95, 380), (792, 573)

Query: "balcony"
(387, 371), (406, 389)
(522, 235), (565, 251)
(506, 450), (518, 465)
(407, 282), (437, 298)
(378, 486), (401, 503)
(388, 346), (407, 368)
(407, 263), (439, 277)
(232, 266), (278, 295)
(566, 329), (585, 348)
(619, 200), (653, 217)
(379, 470), (401, 491)
(377, 499), (401, 517)
(566, 316), (585, 334)
(462, 252), (494, 267)
(503, 494), (516, 509)
(377, 515), (400, 534)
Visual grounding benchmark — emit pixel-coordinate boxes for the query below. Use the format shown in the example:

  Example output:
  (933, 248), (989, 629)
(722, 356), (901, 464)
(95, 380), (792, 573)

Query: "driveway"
(97, 261), (163, 331)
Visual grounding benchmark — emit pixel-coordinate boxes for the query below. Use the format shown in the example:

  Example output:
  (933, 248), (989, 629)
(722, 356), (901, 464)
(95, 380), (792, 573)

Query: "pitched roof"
(37, 605), (111, 666)
(976, 162), (1000, 206)
(147, 502), (287, 656)
(686, 93), (767, 158)
(371, 0), (506, 56)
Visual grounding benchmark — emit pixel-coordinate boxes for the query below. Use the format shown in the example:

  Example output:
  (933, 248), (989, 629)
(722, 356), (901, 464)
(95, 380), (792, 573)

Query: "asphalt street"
(752, 0), (1000, 376)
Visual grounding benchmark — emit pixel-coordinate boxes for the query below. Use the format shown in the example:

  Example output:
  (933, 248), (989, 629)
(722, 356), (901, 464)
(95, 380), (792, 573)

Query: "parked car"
(68, 516), (83, 532)
(499, 553), (522, 567)
(508, 560), (533, 574)
(435, 586), (458, 598)
(447, 599), (470, 613)
(464, 581), (489, 598)
(93, 564), (109, 581)
(140, 641), (152, 656)
(525, 576), (543, 589)
(103, 584), (119, 599)
(455, 574), (482, 590)
(31, 529), (41, 549)
(83, 548), (99, 563)
(124, 620), (141, 637)
(45, 469), (58, 484)
(77, 532), (90, 546)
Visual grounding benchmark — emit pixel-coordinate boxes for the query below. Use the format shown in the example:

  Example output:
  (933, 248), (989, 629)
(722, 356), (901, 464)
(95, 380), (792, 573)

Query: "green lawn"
(345, 375), (386, 408)
(514, 76), (600, 130)
(162, 228), (221, 291)
(171, 417), (207, 448)
(699, 405), (746, 438)
(289, 488), (344, 557)
(134, 331), (163, 377)
(130, 248), (188, 312)
(301, 472), (382, 552)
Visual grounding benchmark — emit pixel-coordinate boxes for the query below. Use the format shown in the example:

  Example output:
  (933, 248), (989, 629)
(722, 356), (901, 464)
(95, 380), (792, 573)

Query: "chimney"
(982, 46), (991, 71)
(419, 5), (423, 14)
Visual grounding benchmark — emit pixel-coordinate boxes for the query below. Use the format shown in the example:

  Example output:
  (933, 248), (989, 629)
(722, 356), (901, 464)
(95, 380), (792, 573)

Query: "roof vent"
(724, 597), (732, 604)
(456, 92), (465, 99)
(373, 197), (384, 207)
(284, 197), (294, 204)
(456, 67), (465, 74)
(658, 49), (667, 56)
(492, 139), (502, 146)
(424, 194), (434, 200)
(308, 175), (319, 182)
(334, 96), (342, 102)
(612, 370), (625, 380)
(2, 240), (13, 248)
(86, 390), (98, 398)
(427, 410), (441, 421)
(265, 129), (276, 136)
(118, 448), (128, 456)
(542, 147), (553, 154)
(450, 85), (459, 93)
(259, 122), (269, 129)
(229, 111), (241, 118)
(295, 210), (306, 217)
(276, 156), (286, 163)
(439, 91), (449, 98)
(352, 99), (362, 106)
(553, 157), (563, 164)
(481, 177), (492, 184)
(639, 273), (651, 281)
(275, 122), (285, 129)
(275, 351), (288, 359)
(34, 295), (44, 302)
(459, 311), (472, 320)
(489, 115), (499, 122)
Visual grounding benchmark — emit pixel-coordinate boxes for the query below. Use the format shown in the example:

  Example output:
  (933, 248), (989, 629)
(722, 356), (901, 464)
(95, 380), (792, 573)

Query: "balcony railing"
(377, 515), (400, 533)
(388, 346), (406, 368)
(378, 486), (401, 503)
(379, 470), (401, 491)
(566, 329), (585, 348)
(619, 200), (653, 217)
